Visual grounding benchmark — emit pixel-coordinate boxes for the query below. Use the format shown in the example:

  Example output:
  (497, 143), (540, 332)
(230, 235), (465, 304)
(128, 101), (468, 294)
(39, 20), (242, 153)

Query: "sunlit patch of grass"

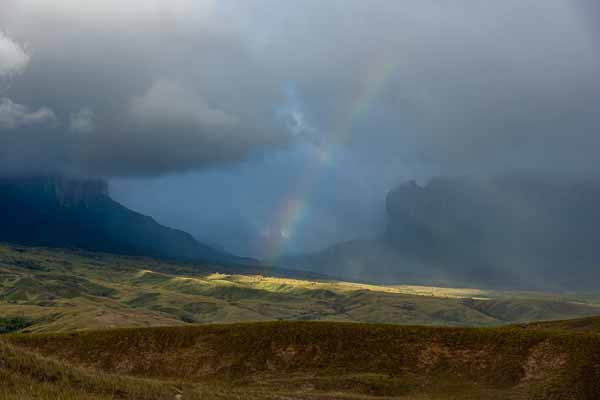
(2, 242), (600, 333)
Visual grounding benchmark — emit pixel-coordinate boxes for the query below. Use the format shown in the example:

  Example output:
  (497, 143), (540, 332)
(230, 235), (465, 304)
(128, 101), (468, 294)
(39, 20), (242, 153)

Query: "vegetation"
(517, 316), (600, 334)
(0, 316), (32, 334)
(2, 243), (600, 398)
(3, 321), (600, 399)
(2, 243), (600, 333)
(0, 339), (177, 400)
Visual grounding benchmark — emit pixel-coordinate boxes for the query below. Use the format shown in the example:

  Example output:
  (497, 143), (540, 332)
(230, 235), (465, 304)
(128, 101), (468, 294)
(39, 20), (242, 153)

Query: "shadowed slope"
(0, 177), (246, 265)
(5, 321), (600, 399)
(287, 176), (600, 291)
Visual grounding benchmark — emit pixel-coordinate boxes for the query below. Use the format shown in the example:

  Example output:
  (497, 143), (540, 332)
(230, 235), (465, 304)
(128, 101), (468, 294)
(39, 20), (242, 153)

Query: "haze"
(2, 0), (600, 259)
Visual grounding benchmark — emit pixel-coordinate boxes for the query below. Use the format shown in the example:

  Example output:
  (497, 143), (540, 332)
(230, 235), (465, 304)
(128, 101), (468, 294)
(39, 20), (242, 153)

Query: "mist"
(2, 1), (600, 258)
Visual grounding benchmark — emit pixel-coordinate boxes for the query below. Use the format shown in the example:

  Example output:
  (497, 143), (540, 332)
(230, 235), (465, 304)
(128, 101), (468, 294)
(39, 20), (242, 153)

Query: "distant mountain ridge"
(283, 175), (600, 290)
(0, 176), (247, 265)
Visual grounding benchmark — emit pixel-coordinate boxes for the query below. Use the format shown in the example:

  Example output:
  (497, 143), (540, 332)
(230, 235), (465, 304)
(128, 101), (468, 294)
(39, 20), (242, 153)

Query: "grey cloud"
(0, 98), (56, 130)
(0, 0), (599, 179)
(69, 107), (95, 134)
(2, 0), (596, 259)
(0, 32), (56, 136)
(260, 0), (600, 177)
(0, 31), (29, 78)
(129, 80), (238, 130)
(0, 0), (287, 177)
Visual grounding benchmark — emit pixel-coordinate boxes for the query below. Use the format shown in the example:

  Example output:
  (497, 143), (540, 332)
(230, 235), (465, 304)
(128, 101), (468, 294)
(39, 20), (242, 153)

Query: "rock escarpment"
(0, 177), (241, 264)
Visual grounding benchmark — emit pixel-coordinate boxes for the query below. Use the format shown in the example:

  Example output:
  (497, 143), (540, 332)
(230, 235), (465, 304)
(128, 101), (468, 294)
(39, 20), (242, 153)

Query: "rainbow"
(262, 1), (600, 263)
(263, 194), (307, 261)
(263, 59), (399, 262)
(261, 144), (325, 261)
(351, 61), (398, 128)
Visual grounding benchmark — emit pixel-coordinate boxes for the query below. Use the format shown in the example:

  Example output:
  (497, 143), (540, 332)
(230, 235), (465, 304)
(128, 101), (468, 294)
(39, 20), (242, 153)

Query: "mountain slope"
(285, 176), (600, 290)
(0, 177), (246, 265)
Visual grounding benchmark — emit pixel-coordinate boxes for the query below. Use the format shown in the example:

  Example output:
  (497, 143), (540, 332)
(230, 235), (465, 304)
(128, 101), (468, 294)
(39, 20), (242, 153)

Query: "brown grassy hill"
(4, 321), (600, 399)
(3, 243), (600, 398)
(518, 316), (600, 334)
(0, 339), (176, 400)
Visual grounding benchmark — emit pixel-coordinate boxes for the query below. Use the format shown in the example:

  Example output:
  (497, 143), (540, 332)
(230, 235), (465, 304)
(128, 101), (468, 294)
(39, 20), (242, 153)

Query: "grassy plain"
(2, 243), (600, 333)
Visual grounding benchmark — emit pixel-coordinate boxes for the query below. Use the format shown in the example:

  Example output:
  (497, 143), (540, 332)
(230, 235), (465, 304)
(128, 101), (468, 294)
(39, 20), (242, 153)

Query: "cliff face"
(384, 176), (600, 287)
(4, 177), (109, 207)
(0, 177), (240, 264)
(286, 176), (600, 290)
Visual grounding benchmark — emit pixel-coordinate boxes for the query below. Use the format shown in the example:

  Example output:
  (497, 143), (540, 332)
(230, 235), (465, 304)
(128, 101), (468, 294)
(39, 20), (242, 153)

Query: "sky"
(1, 1), (600, 258)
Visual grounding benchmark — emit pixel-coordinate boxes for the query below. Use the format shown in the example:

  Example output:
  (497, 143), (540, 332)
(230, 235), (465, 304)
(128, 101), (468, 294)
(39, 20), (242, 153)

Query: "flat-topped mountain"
(284, 175), (600, 290)
(0, 177), (244, 265)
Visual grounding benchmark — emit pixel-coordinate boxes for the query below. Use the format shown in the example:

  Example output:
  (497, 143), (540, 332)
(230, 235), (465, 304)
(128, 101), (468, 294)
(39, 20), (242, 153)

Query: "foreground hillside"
(3, 321), (600, 399)
(2, 243), (600, 332)
(519, 316), (600, 334)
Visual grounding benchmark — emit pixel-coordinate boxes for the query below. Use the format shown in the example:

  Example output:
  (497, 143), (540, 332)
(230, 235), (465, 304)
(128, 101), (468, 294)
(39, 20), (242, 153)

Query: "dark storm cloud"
(271, 0), (600, 177)
(0, 0), (286, 177)
(1, 0), (600, 178)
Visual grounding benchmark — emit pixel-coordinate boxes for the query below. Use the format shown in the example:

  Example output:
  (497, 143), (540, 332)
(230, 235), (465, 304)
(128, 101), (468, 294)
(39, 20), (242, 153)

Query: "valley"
(2, 243), (600, 399)
(2, 243), (600, 333)
(3, 2), (600, 398)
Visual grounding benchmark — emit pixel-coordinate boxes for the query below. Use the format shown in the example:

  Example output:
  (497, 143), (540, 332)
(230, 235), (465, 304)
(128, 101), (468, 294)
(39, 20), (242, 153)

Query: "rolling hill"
(3, 320), (600, 399)
(2, 243), (600, 399)
(2, 243), (600, 333)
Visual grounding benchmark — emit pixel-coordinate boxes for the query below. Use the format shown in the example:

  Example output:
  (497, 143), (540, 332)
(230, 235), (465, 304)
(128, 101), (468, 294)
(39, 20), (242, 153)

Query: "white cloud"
(0, 33), (56, 134)
(69, 107), (95, 134)
(0, 97), (56, 129)
(0, 32), (29, 78)
(129, 79), (237, 129)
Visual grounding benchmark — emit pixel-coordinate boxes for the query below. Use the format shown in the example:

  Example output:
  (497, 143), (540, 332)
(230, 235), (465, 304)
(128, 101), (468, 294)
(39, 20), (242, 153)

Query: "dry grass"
(4, 321), (600, 399)
(2, 243), (600, 333)
(2, 243), (600, 398)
